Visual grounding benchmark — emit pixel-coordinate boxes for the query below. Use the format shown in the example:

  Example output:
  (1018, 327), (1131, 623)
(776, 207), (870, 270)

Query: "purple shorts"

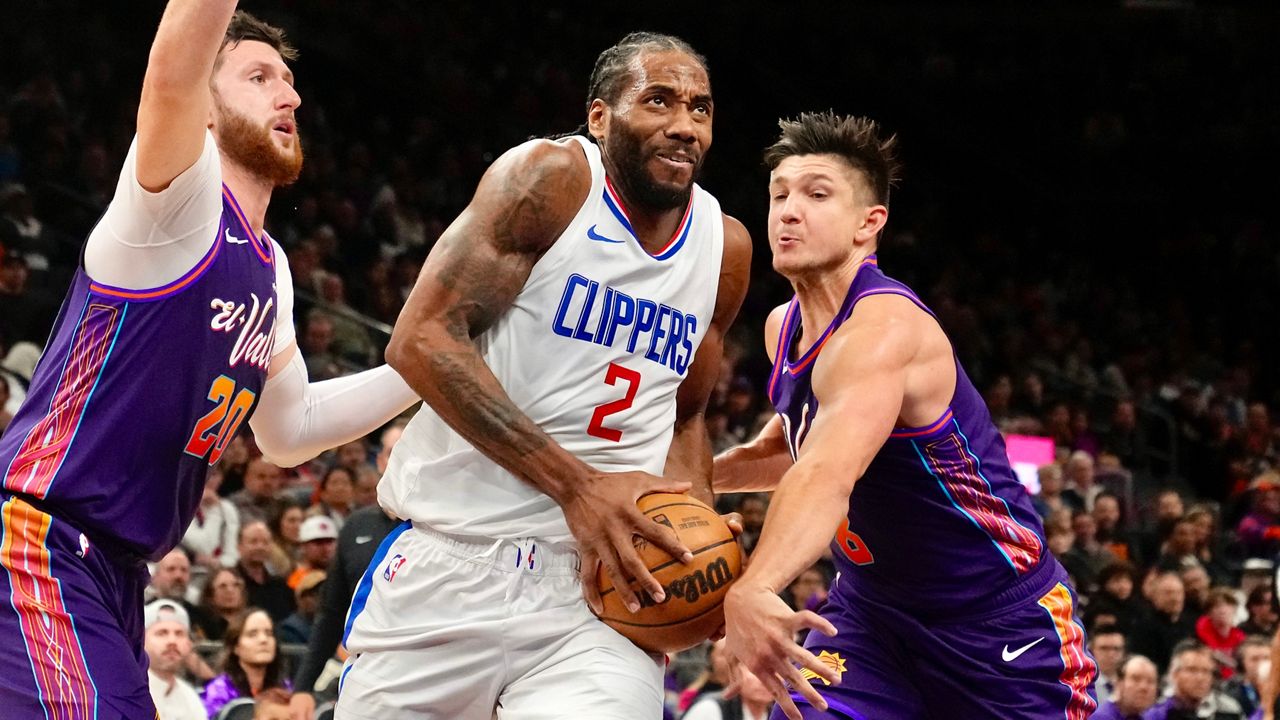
(774, 563), (1097, 720)
(0, 493), (154, 719)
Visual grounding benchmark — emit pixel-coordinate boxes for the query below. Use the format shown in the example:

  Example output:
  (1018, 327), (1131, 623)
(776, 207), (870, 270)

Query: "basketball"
(596, 493), (742, 654)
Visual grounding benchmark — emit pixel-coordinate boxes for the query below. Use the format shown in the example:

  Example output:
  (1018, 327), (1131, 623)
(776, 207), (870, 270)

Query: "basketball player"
(0, 3), (417, 717)
(714, 113), (1097, 719)
(336, 33), (751, 718)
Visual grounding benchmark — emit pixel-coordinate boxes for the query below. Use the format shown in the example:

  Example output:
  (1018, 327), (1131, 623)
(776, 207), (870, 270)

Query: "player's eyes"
(647, 96), (665, 106)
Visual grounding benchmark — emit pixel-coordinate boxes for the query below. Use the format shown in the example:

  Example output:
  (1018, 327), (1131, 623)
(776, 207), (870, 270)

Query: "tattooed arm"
(664, 216), (752, 506)
(386, 139), (691, 613)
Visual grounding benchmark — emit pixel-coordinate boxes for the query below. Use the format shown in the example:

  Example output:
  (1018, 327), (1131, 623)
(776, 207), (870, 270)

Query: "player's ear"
(587, 99), (609, 142)
(857, 205), (888, 244)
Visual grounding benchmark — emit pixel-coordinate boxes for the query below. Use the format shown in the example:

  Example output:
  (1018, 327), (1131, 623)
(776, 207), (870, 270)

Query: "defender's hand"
(564, 471), (692, 614)
(723, 582), (839, 720)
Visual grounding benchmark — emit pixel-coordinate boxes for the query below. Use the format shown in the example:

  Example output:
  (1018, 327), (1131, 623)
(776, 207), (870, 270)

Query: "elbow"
(384, 331), (411, 374)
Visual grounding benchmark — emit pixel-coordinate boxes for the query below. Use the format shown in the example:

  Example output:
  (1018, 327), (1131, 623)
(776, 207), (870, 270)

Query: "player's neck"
(220, 157), (274, 237)
(604, 171), (690, 255)
(791, 249), (868, 351)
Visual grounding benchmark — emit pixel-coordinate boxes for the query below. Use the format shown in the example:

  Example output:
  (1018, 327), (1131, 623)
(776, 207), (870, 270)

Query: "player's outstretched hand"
(723, 582), (839, 720)
(565, 470), (692, 615)
(288, 691), (315, 720)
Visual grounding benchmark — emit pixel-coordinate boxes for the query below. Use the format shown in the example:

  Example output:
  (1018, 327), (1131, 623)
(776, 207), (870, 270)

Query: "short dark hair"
(217, 11), (298, 68)
(585, 32), (708, 113)
(764, 112), (901, 207)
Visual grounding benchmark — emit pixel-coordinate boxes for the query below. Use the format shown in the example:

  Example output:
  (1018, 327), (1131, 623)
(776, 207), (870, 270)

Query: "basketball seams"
(598, 597), (726, 628)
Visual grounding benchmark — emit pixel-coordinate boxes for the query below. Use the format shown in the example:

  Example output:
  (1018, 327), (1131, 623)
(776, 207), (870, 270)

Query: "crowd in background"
(1, 2), (1279, 718)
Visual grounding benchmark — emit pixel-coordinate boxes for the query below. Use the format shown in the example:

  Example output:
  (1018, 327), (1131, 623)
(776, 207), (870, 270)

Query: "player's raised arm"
(722, 295), (923, 719)
(136, 0), (237, 192)
(386, 139), (693, 613)
(664, 215), (751, 505)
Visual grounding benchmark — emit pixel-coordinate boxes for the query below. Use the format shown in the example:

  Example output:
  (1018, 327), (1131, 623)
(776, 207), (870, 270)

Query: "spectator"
(236, 521), (296, 624)
(143, 599), (205, 720)
(335, 438), (372, 477)
(1064, 450), (1102, 511)
(1092, 562), (1143, 634)
(280, 570), (327, 645)
(1095, 491), (1138, 565)
(287, 516), (338, 590)
(1196, 588), (1247, 679)
(1142, 641), (1244, 719)
(308, 465), (355, 529)
(736, 494), (767, 555)
(678, 641), (730, 715)
(148, 548), (196, 608)
(1156, 517), (1202, 573)
(1034, 463), (1079, 519)
(231, 457), (286, 525)
(289, 502), (401, 714)
(1181, 563), (1213, 614)
(353, 466), (381, 509)
(1093, 654), (1158, 720)
(193, 567), (247, 642)
(1237, 473), (1280, 559)
(202, 609), (291, 718)
(1130, 571), (1196, 672)
(1138, 490), (1186, 565)
(1239, 587), (1277, 637)
(1186, 504), (1232, 584)
(1223, 636), (1270, 716)
(784, 564), (828, 612)
(299, 310), (343, 381)
(267, 502), (305, 577)
(1104, 399), (1149, 473)
(1090, 625), (1127, 706)
(181, 467), (240, 572)
(1069, 509), (1119, 592)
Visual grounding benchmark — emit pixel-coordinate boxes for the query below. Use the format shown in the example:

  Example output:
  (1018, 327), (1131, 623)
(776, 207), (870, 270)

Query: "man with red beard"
(0, 3), (417, 717)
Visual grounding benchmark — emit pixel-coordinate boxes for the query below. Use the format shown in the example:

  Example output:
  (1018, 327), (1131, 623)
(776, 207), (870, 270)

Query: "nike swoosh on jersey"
(355, 535), (373, 544)
(224, 228), (249, 245)
(586, 224), (624, 244)
(1001, 636), (1046, 662)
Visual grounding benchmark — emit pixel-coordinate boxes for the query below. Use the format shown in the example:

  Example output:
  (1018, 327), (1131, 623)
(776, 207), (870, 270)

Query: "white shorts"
(334, 522), (664, 720)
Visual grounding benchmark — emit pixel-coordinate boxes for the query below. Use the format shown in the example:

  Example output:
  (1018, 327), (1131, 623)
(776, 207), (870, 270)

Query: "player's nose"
(278, 82), (301, 111)
(665, 107), (697, 144)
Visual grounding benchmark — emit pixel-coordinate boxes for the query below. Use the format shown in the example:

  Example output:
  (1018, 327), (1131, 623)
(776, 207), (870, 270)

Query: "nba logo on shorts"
(75, 533), (90, 558)
(384, 553), (407, 582)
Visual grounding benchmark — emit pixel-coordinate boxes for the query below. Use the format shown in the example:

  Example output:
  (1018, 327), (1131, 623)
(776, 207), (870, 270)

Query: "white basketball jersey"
(380, 136), (725, 541)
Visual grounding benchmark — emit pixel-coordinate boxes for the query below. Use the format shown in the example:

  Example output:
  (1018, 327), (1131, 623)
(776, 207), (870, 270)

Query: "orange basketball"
(596, 493), (742, 653)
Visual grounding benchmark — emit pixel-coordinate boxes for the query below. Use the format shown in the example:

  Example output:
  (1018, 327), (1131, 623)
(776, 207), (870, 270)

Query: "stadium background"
(1, 0), (1279, 716)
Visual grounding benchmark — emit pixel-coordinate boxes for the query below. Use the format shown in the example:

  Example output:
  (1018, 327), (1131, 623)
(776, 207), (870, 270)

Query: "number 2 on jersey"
(185, 375), (256, 465)
(587, 362), (641, 442)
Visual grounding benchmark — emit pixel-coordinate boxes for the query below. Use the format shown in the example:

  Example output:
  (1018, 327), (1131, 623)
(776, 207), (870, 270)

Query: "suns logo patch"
(799, 650), (847, 686)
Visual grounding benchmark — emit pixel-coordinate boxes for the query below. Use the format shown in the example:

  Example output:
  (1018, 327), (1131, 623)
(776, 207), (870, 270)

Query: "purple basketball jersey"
(0, 185), (276, 560)
(767, 256), (1051, 616)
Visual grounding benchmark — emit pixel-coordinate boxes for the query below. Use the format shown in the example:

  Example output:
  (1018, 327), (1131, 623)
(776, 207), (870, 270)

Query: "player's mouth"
(272, 119), (296, 138)
(655, 150), (696, 169)
(777, 233), (802, 247)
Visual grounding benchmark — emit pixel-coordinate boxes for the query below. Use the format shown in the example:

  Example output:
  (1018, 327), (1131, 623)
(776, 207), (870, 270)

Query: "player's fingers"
(599, 544), (642, 613)
(787, 644), (841, 686)
(641, 473), (692, 498)
(794, 609), (839, 638)
(720, 512), (744, 537)
(760, 671), (804, 720)
(778, 661), (829, 710)
(631, 508), (692, 564)
(612, 527), (668, 603)
(578, 552), (604, 615)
